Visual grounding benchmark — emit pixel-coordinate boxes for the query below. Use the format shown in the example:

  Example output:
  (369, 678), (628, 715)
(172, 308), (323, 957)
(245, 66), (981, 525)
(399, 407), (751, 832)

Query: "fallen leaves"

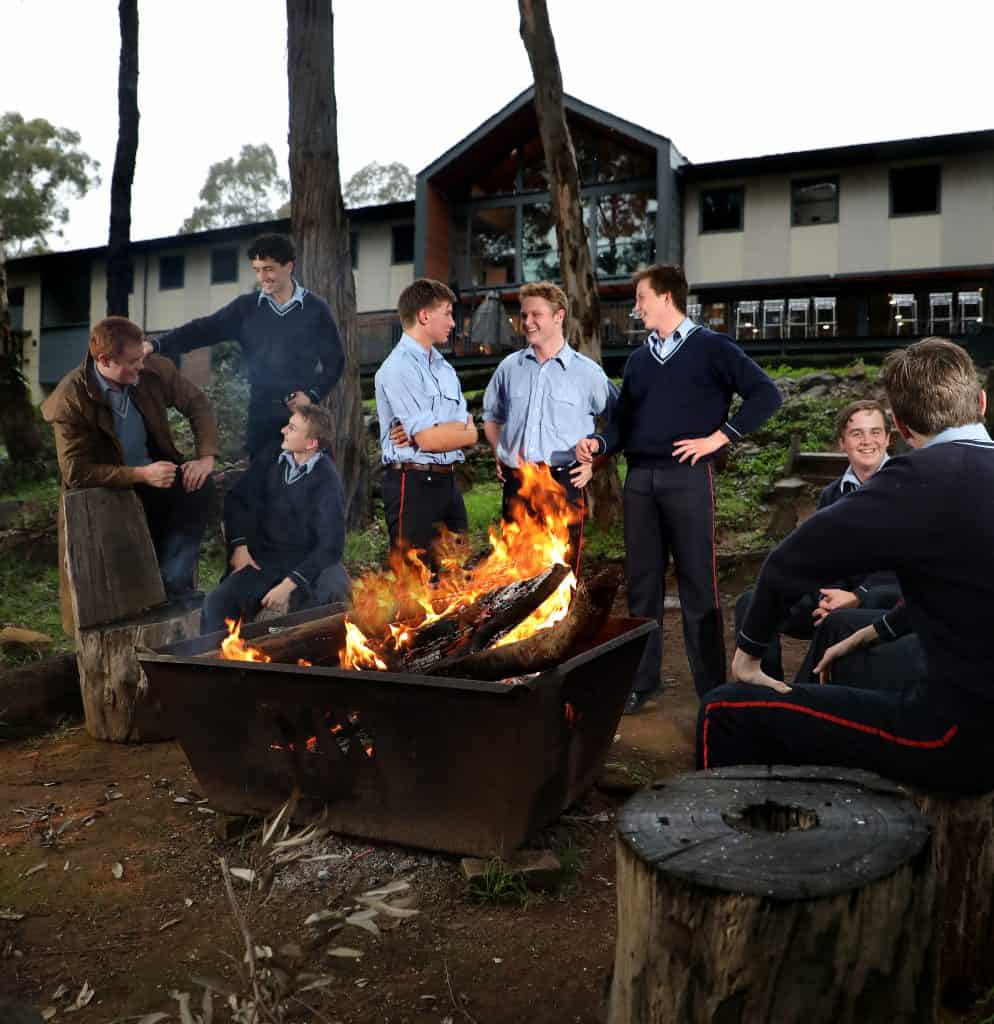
(21, 861), (47, 878)
(111, 861), (124, 879)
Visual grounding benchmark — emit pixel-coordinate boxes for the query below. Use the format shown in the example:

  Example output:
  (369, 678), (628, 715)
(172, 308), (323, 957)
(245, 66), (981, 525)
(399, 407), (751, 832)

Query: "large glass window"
(700, 187), (744, 233)
(391, 224), (415, 264)
(791, 176), (839, 226)
(159, 253), (185, 290)
(521, 202), (560, 281)
(469, 207), (516, 286)
(210, 246), (239, 284)
(594, 192), (656, 277)
(890, 166), (940, 216)
(571, 121), (653, 184)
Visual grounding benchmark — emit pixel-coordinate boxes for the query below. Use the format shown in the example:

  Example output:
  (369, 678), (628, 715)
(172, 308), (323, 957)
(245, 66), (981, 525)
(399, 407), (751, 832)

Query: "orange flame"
(221, 619), (271, 662)
(338, 463), (580, 672)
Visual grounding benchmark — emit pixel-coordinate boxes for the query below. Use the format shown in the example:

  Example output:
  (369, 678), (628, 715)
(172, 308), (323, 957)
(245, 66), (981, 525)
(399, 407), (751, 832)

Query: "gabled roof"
(418, 85), (676, 188)
(683, 128), (994, 182)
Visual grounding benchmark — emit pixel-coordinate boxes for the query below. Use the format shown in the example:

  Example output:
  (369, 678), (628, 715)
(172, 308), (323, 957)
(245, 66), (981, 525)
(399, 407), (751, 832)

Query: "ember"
(340, 462), (581, 673)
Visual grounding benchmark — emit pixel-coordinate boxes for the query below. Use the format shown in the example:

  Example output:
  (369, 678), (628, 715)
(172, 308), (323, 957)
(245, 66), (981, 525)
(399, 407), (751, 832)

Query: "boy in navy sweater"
(147, 234), (344, 457)
(701, 339), (994, 793)
(577, 264), (781, 707)
(201, 404), (346, 635)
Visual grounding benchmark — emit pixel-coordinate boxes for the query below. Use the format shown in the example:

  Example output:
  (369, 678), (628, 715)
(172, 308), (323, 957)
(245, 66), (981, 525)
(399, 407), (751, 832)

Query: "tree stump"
(910, 788), (994, 1003)
(766, 476), (805, 539)
(64, 488), (200, 742)
(609, 766), (938, 1024)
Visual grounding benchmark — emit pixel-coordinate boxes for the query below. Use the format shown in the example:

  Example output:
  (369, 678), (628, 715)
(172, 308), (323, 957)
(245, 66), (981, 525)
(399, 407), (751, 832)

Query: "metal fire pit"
(139, 606), (656, 858)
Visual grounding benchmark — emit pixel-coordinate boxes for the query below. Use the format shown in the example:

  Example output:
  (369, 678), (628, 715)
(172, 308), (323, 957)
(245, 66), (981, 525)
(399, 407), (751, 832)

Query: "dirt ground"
(0, 563), (981, 1023)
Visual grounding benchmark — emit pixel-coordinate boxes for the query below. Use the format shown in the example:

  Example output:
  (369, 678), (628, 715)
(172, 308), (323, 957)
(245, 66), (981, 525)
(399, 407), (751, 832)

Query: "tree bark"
(610, 767), (939, 1024)
(518, 0), (601, 362)
(106, 0), (139, 317)
(286, 0), (368, 527)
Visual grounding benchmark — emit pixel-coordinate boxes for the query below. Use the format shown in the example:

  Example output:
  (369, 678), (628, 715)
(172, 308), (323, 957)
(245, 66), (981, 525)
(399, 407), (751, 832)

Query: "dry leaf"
(354, 977), (369, 988)
(0, 907), (25, 921)
(304, 909), (341, 926)
(229, 868), (255, 883)
(173, 796), (191, 804)
(111, 862), (124, 879)
(159, 917), (182, 932)
(66, 980), (95, 1012)
(297, 975), (336, 992)
(41, 1009), (57, 1022)
(327, 947), (363, 959)
(184, 898), (193, 908)
(170, 991), (195, 1024)
(22, 862), (47, 878)
(52, 984), (68, 999)
(63, 861), (70, 871)
(346, 909), (381, 937)
(301, 853), (347, 863)
(360, 879), (410, 899)
(358, 897), (419, 919)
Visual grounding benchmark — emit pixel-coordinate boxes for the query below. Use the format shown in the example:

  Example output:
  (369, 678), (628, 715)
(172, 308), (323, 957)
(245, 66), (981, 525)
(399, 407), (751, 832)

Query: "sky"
(5, 0), (994, 254)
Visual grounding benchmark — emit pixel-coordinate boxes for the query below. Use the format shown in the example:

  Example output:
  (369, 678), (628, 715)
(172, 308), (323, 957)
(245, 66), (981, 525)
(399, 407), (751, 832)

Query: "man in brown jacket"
(42, 316), (220, 632)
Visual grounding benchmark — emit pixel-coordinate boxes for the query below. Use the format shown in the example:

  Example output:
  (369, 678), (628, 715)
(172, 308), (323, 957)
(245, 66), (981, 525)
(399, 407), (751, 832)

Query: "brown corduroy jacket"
(41, 354), (220, 633)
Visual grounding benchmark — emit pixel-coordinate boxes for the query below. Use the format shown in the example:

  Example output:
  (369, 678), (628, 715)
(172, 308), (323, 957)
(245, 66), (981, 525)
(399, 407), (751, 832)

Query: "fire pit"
(139, 605), (655, 857)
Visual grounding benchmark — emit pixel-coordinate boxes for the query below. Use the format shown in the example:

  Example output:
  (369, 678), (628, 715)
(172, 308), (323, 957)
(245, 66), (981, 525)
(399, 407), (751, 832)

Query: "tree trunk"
(610, 767), (939, 1024)
(518, 0), (601, 362)
(0, 225), (44, 462)
(106, 0), (139, 318)
(286, 0), (368, 527)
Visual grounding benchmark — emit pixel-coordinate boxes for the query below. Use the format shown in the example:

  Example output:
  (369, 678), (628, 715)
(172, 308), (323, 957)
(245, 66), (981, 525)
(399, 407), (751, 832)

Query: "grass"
(0, 553), (69, 666)
(468, 858), (531, 907)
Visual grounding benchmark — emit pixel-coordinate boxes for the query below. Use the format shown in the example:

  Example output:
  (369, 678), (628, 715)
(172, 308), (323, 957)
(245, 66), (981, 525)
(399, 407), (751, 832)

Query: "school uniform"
(482, 340), (617, 572)
(592, 319), (782, 699)
(374, 334), (469, 564)
(201, 444), (346, 634)
(700, 425), (994, 794)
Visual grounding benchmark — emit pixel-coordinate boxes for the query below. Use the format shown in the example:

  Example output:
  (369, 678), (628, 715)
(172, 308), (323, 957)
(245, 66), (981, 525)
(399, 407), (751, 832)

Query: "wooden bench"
(64, 488), (201, 742)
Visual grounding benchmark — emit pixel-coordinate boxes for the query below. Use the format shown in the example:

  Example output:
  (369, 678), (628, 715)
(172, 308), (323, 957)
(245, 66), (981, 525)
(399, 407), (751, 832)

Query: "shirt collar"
(399, 332), (443, 364)
(279, 449), (321, 475)
(258, 279), (307, 311)
(922, 423), (994, 447)
(648, 316), (696, 349)
(90, 361), (130, 398)
(522, 339), (573, 368)
(842, 451), (889, 490)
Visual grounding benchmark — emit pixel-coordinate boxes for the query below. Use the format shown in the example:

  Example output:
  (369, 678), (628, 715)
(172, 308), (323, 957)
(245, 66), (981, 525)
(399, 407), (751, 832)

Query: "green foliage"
(343, 161), (415, 207)
(463, 480), (503, 552)
(0, 111), (100, 255)
(468, 859), (530, 907)
(0, 553), (68, 666)
(180, 143), (289, 234)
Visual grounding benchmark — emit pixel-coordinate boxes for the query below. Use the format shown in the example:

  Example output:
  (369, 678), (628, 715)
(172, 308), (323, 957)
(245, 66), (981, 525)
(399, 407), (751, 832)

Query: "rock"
(461, 849), (562, 891)
(799, 372), (839, 389)
(801, 384), (830, 399)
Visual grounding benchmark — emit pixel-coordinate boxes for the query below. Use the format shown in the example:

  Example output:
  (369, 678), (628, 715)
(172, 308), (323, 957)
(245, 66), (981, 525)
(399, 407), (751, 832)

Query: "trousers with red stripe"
(697, 681), (994, 793)
(624, 461), (726, 698)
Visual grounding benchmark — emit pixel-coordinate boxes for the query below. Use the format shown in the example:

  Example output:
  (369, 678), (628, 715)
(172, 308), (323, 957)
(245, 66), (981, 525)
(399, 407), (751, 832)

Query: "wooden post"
(911, 789), (994, 1003)
(64, 488), (200, 742)
(609, 766), (938, 1024)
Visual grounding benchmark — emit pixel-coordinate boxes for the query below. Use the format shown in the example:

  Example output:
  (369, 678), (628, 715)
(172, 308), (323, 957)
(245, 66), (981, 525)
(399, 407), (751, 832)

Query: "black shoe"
(623, 686), (661, 715)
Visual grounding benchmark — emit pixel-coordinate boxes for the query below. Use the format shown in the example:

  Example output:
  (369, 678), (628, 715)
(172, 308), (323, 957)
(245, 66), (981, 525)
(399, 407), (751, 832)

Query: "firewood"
(202, 612), (348, 664)
(429, 567), (621, 680)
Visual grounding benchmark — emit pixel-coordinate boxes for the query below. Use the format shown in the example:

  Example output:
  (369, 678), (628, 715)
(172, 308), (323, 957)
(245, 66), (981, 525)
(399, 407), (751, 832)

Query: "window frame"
(790, 175), (840, 227)
(209, 246), (240, 285)
(699, 185), (745, 234)
(391, 223), (415, 265)
(158, 253), (186, 291)
(889, 165), (941, 218)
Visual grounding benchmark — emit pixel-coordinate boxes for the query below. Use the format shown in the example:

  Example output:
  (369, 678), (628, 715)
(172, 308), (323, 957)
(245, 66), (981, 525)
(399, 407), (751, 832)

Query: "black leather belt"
(387, 463), (455, 474)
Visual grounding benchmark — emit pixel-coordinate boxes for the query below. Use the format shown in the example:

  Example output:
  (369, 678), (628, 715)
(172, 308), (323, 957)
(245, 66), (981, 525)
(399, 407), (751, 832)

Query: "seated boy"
(201, 405), (347, 634)
(734, 399), (898, 679)
(701, 339), (994, 794)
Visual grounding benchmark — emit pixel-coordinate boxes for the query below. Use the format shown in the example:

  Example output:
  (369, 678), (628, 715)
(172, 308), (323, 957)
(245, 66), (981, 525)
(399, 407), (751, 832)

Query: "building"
(8, 87), (994, 403)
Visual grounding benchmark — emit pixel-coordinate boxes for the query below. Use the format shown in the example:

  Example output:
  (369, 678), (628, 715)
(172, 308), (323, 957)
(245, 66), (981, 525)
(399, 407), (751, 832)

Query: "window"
(594, 192), (656, 277)
(350, 230), (359, 270)
(210, 246), (239, 284)
(391, 223), (415, 264)
(521, 202), (560, 282)
(791, 176), (839, 226)
(700, 187), (744, 233)
(8, 287), (24, 332)
(469, 207), (515, 286)
(159, 253), (185, 290)
(890, 166), (940, 216)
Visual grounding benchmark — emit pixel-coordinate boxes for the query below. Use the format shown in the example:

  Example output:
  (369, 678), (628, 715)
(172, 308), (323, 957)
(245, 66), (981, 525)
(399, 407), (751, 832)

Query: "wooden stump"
(76, 603), (200, 742)
(609, 766), (938, 1024)
(911, 788), (994, 1002)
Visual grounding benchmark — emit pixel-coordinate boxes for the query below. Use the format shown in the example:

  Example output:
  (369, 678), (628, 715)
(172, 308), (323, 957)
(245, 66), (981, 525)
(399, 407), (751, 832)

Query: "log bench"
(609, 766), (938, 1024)
(64, 488), (201, 742)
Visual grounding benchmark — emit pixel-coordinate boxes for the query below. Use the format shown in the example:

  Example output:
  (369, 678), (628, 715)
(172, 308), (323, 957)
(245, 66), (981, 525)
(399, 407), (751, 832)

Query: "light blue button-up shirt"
(278, 448), (322, 484)
(482, 341), (618, 467)
(922, 422), (993, 447)
(646, 317), (698, 367)
(374, 334), (469, 465)
(258, 279), (308, 316)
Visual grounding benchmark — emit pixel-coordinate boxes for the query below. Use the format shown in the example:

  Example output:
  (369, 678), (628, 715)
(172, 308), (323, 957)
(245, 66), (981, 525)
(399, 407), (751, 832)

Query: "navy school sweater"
(154, 292), (344, 406)
(594, 327), (782, 466)
(224, 443), (346, 588)
(740, 438), (994, 707)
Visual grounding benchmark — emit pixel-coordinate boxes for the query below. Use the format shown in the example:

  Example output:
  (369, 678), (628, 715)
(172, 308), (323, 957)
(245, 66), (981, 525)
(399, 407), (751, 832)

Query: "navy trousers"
(698, 680), (994, 794)
(501, 463), (586, 575)
(382, 466), (468, 570)
(623, 461), (725, 698)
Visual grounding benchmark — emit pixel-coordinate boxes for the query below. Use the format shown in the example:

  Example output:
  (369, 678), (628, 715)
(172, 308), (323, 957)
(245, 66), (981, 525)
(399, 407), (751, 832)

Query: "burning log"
(429, 567), (621, 680)
(207, 612), (348, 665)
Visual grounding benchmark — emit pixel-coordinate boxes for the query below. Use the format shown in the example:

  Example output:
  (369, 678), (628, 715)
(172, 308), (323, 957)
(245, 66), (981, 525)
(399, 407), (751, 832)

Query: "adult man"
(201, 405), (347, 635)
(482, 281), (616, 572)
(701, 339), (994, 794)
(375, 279), (477, 565)
(577, 264), (782, 709)
(147, 234), (344, 457)
(42, 316), (218, 633)
(733, 399), (898, 679)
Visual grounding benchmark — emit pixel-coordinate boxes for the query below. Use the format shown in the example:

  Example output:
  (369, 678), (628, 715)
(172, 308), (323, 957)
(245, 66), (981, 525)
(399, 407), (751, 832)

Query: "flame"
(221, 619), (271, 662)
(338, 463), (580, 672)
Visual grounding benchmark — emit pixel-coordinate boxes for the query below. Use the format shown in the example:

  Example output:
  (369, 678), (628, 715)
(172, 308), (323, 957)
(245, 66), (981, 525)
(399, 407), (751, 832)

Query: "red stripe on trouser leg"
(573, 498), (586, 576)
(706, 462), (719, 610)
(397, 469), (407, 547)
(701, 698), (959, 770)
